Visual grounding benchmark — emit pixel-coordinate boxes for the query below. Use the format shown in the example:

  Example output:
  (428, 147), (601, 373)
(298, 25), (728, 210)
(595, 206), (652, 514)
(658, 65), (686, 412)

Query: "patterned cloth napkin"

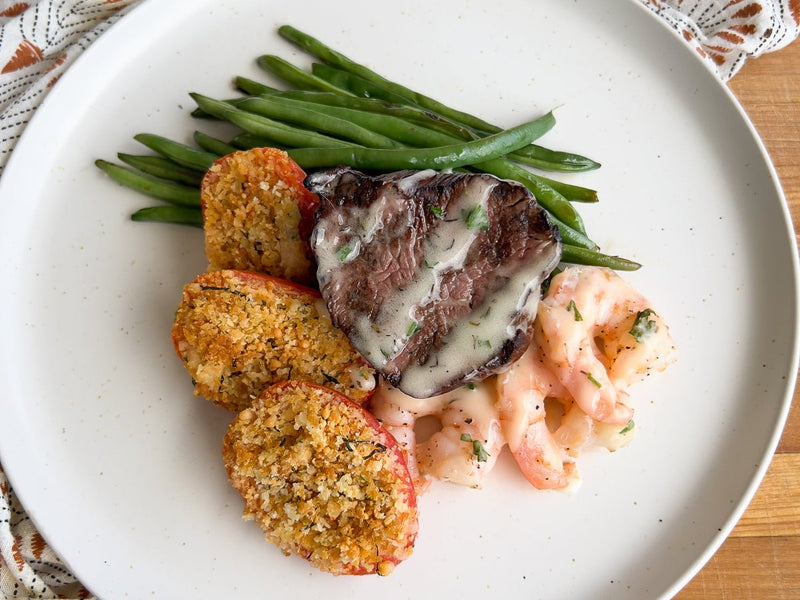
(0, 0), (798, 598)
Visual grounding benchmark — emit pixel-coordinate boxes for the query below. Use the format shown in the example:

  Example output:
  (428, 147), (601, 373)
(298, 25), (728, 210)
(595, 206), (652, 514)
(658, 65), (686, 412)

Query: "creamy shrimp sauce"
(371, 376), (505, 487)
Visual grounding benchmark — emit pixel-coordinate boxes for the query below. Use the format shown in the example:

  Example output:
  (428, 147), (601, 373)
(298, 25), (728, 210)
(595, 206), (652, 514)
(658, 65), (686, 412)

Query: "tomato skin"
(171, 269), (376, 410)
(224, 380), (419, 576)
(226, 269), (322, 298)
(269, 380), (420, 535)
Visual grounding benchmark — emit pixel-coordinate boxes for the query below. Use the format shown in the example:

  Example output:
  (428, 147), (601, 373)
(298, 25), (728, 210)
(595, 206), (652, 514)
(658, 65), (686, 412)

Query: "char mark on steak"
(307, 167), (562, 398)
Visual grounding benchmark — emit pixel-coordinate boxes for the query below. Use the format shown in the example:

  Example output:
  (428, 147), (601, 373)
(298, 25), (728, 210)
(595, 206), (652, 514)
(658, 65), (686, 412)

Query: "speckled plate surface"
(0, 0), (797, 598)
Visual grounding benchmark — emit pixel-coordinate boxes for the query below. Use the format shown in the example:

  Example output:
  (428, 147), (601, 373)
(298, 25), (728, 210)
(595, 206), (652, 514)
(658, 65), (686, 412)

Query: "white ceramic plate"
(0, 0), (797, 598)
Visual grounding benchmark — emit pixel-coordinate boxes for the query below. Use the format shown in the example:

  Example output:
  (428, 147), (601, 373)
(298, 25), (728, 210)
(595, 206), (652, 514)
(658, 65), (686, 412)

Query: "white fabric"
(0, 0), (140, 173)
(640, 0), (800, 79)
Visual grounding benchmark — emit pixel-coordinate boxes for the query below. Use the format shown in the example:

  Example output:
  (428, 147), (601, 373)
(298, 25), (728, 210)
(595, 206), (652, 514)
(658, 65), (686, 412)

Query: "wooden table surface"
(673, 41), (800, 599)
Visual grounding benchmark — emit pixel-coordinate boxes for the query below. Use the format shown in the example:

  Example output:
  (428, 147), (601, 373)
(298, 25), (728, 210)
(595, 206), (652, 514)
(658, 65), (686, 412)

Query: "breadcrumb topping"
(172, 270), (375, 411)
(202, 148), (318, 286)
(222, 381), (418, 575)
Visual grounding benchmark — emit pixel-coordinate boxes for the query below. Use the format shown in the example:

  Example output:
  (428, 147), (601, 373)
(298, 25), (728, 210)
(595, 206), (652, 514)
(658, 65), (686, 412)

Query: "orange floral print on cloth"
(0, 0), (798, 598)
(0, 0), (142, 173)
(640, 0), (800, 78)
(1, 466), (93, 599)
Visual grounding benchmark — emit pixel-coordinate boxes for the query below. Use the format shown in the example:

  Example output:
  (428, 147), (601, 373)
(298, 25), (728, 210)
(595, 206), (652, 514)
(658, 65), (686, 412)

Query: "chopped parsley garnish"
(464, 205), (489, 231)
(460, 433), (490, 462)
(619, 420), (635, 435)
(430, 205), (445, 219)
(336, 244), (353, 262)
(566, 299), (583, 321)
(321, 371), (340, 385)
(629, 309), (658, 342)
(407, 320), (421, 336)
(340, 436), (388, 460)
(199, 285), (248, 299)
(472, 336), (492, 349)
(584, 371), (602, 388)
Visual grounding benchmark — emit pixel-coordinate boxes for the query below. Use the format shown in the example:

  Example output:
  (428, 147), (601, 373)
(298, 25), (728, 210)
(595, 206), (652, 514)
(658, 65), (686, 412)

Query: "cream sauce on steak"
(307, 168), (562, 398)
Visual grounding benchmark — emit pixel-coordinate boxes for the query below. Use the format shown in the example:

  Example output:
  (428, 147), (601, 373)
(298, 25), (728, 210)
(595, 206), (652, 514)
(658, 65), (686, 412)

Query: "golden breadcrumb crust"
(222, 381), (418, 575)
(202, 148), (319, 286)
(171, 269), (375, 412)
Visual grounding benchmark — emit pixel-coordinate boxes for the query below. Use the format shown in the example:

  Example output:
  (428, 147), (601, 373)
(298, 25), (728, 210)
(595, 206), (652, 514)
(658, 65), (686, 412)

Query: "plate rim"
(0, 0), (798, 598)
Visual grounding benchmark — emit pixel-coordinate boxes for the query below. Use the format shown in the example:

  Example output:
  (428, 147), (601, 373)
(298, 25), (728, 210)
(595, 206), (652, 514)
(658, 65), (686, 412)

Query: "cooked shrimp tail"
(535, 266), (676, 425)
(496, 346), (578, 491)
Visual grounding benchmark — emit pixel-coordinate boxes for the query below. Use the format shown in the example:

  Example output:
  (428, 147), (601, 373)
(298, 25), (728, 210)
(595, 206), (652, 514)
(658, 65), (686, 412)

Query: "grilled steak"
(306, 167), (562, 398)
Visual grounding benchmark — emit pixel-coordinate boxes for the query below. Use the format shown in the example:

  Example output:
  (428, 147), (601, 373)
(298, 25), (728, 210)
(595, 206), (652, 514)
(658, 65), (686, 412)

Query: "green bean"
(279, 25), (497, 133)
(229, 133), (290, 150)
(307, 54), (598, 172)
(549, 216), (598, 251)
(191, 93), (355, 149)
(535, 174), (598, 203)
(95, 160), (201, 206)
(272, 89), (475, 139)
(239, 96), (403, 148)
(514, 144), (601, 172)
(131, 206), (203, 228)
(190, 97), (251, 119)
(264, 52), (591, 174)
(286, 112), (556, 171)
(133, 133), (217, 171)
(256, 55), (353, 95)
(560, 245), (641, 271)
(311, 62), (414, 107)
(264, 98), (581, 231)
(249, 95), (469, 148)
(193, 131), (235, 156)
(235, 76), (278, 96)
(117, 153), (204, 186)
(262, 93), (598, 205)
(241, 93), (454, 148)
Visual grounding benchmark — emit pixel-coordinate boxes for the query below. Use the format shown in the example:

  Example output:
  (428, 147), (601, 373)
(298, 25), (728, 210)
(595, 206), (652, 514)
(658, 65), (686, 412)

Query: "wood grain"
(733, 455), (800, 538)
(674, 40), (800, 600)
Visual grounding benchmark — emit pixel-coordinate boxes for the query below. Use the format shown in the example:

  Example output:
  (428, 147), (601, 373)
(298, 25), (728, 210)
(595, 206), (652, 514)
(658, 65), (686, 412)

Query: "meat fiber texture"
(307, 168), (562, 399)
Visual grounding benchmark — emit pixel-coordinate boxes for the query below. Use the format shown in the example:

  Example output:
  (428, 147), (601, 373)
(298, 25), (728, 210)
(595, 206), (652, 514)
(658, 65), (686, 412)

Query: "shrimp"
(415, 383), (505, 489)
(369, 385), (441, 494)
(370, 266), (675, 493)
(369, 379), (505, 490)
(496, 346), (579, 491)
(550, 400), (593, 458)
(550, 399), (636, 457)
(534, 266), (676, 425)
